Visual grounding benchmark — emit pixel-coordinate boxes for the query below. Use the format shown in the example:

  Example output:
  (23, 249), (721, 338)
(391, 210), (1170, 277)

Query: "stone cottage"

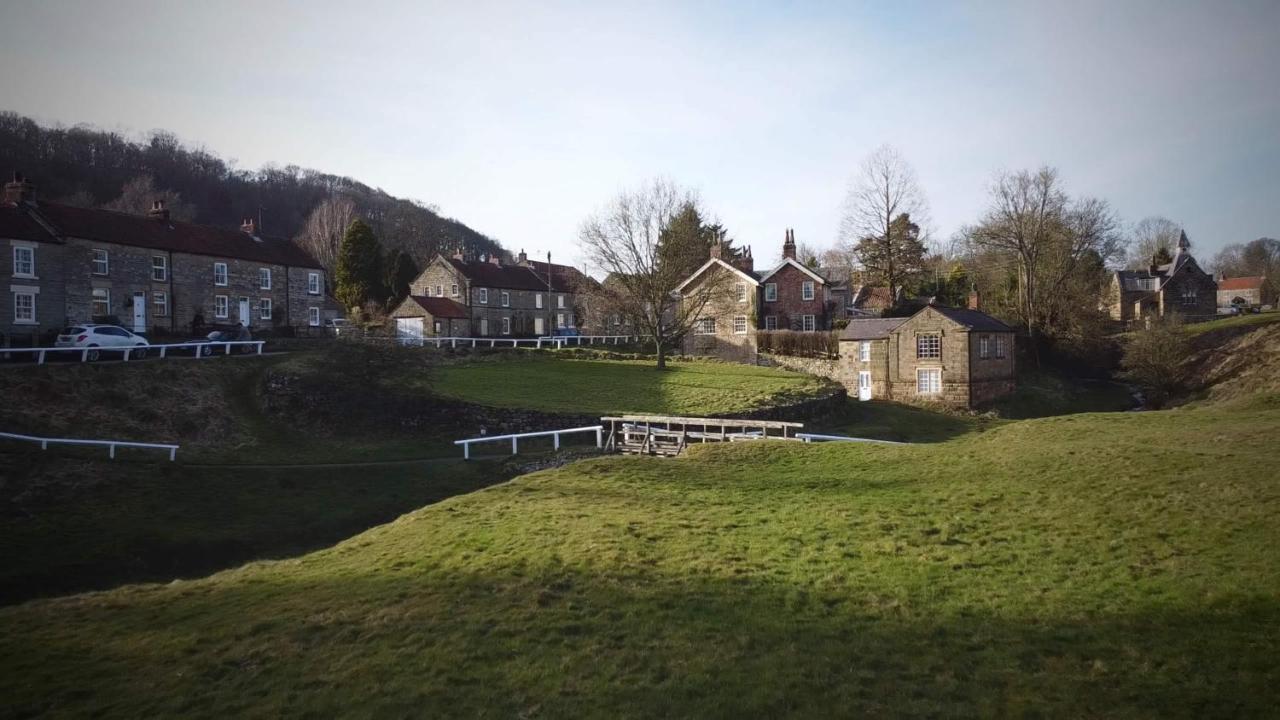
(1216, 276), (1272, 310)
(389, 295), (470, 342)
(678, 243), (761, 362)
(837, 303), (1016, 408)
(1106, 231), (1217, 323)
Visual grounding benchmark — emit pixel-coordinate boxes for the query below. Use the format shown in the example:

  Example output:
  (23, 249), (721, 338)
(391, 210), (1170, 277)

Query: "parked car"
(326, 318), (347, 336)
(187, 324), (254, 356)
(54, 324), (150, 361)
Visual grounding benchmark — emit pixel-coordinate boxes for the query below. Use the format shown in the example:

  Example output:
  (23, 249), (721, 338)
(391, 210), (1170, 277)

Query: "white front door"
(131, 292), (147, 333)
(395, 317), (424, 346)
(238, 298), (251, 327)
(858, 371), (872, 401)
(534, 317), (545, 335)
(480, 317), (489, 336)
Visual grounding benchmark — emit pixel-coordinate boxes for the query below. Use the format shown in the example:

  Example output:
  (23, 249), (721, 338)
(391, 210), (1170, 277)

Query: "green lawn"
(428, 358), (834, 415)
(1184, 309), (1280, 337)
(3, 394), (1277, 717)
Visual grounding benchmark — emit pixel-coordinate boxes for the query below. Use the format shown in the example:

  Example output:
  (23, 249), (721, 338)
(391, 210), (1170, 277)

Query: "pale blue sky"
(1, 1), (1276, 270)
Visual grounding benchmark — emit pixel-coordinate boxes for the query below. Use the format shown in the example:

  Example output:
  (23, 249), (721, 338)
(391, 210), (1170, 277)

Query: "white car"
(55, 324), (150, 361)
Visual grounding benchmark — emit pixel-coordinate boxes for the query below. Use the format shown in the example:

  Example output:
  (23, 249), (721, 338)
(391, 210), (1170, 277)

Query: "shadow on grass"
(813, 400), (994, 443)
(3, 566), (1275, 718)
(0, 454), (514, 605)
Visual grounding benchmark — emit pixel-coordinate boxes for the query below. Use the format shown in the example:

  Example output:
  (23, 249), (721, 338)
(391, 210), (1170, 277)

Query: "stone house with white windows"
(391, 250), (592, 340)
(837, 303), (1016, 408)
(1, 173), (338, 344)
(1106, 231), (1217, 323)
(678, 243), (761, 362)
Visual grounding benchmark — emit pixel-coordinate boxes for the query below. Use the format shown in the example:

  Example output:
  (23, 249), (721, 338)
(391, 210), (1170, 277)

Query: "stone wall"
(2, 238), (66, 341)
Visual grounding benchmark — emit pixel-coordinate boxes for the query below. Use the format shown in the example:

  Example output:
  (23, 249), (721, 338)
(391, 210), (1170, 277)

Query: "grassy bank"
(428, 357), (832, 415)
(3, 394), (1277, 717)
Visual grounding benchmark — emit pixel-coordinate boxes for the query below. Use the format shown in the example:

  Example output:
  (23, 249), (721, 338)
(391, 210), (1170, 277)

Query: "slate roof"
(446, 258), (551, 291)
(403, 295), (468, 318)
(0, 205), (58, 243)
(928, 306), (1016, 332)
(1218, 276), (1265, 291)
(29, 202), (322, 268)
(838, 317), (908, 340)
(523, 259), (597, 293)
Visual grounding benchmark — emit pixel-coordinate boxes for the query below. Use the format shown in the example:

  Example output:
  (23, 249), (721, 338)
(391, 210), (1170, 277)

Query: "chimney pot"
(240, 217), (256, 235)
(147, 199), (170, 221)
(782, 228), (797, 260)
(3, 172), (36, 205)
(967, 288), (981, 310)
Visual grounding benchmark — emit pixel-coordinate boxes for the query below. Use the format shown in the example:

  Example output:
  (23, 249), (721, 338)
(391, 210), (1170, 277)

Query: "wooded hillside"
(0, 111), (506, 265)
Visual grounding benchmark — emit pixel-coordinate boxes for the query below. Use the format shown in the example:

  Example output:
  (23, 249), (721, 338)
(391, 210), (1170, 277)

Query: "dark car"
(189, 323), (255, 356)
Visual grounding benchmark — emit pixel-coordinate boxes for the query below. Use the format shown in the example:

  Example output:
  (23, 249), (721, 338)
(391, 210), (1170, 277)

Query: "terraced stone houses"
(1, 174), (339, 345)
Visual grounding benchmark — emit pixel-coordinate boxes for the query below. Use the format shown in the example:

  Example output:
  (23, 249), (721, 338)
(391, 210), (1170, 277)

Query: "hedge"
(755, 330), (840, 358)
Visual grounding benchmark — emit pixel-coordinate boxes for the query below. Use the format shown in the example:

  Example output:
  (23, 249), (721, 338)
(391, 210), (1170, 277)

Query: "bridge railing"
(0, 430), (179, 461)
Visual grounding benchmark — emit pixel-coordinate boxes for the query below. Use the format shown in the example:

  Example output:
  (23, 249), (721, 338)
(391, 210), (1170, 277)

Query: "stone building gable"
(680, 259), (759, 362)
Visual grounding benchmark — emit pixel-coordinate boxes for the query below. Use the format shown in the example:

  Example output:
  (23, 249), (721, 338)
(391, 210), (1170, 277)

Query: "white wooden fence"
(795, 433), (906, 445)
(0, 430), (179, 461)
(454, 425), (604, 460)
(2, 340), (264, 365)
(399, 335), (636, 350)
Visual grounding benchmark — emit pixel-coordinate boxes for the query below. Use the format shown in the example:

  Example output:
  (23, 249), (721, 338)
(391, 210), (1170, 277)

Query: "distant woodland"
(0, 111), (506, 268)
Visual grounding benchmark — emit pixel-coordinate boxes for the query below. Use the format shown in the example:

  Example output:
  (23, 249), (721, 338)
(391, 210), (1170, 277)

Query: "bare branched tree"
(102, 175), (195, 221)
(1127, 216), (1183, 269)
(839, 145), (930, 299)
(962, 167), (1125, 362)
(577, 179), (735, 369)
(296, 195), (357, 274)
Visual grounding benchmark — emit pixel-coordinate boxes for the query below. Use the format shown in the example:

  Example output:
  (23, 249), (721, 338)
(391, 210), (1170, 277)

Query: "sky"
(1, 0), (1277, 272)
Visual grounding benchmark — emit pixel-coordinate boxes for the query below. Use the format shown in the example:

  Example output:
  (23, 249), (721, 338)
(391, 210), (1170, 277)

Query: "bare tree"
(962, 167), (1124, 362)
(296, 195), (357, 274)
(577, 179), (736, 369)
(839, 145), (930, 299)
(102, 175), (195, 221)
(1127, 216), (1183, 269)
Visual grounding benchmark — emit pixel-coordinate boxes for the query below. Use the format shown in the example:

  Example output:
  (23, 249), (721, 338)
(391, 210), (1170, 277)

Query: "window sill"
(12, 274), (37, 280)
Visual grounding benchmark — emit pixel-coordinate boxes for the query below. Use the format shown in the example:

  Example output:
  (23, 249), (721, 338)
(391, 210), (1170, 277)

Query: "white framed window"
(260, 268), (272, 290)
(802, 314), (816, 331)
(479, 288), (488, 304)
(434, 320), (443, 334)
(91, 288), (110, 317)
(215, 295), (229, 319)
(307, 272), (321, 295)
(737, 283), (747, 303)
(979, 335), (990, 359)
(12, 291), (35, 324)
(92, 249), (109, 275)
(995, 335), (1007, 359)
(557, 294), (565, 309)
(557, 312), (566, 329)
(309, 307), (320, 326)
(501, 316), (511, 335)
(501, 291), (510, 307)
(12, 245), (35, 278)
(436, 284), (443, 297)
(733, 315), (748, 334)
(859, 341), (871, 362)
(917, 368), (942, 395)
(213, 262), (228, 286)
(451, 283), (459, 297)
(535, 293), (543, 309)
(153, 291), (168, 317)
(764, 315), (777, 330)
(802, 281), (815, 301)
(916, 334), (941, 359)
(764, 283), (777, 301)
(152, 255), (167, 282)
(696, 318), (716, 335)
(259, 298), (272, 320)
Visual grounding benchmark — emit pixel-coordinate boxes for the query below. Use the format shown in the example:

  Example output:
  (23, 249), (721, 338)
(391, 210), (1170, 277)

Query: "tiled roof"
(929, 306), (1015, 332)
(838, 317), (907, 340)
(0, 204), (59, 243)
(447, 258), (550, 291)
(404, 295), (468, 318)
(33, 202), (322, 268)
(851, 285), (896, 309)
(1218, 276), (1265, 291)
(523, 259), (597, 293)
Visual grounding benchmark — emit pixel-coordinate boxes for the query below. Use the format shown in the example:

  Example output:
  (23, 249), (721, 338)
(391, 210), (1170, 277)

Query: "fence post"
(595, 427), (602, 447)
(554, 432), (560, 450)
(41, 440), (48, 450)
(463, 442), (470, 460)
(511, 436), (518, 455)
(109, 443), (115, 459)
(224, 343), (231, 355)
(82, 348), (89, 362)
(169, 447), (177, 461)
(160, 346), (167, 358)
(38, 350), (46, 364)
(256, 342), (263, 354)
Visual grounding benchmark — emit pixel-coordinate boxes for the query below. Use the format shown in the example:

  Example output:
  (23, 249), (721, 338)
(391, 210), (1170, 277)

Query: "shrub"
(755, 330), (839, 358)
(1119, 314), (1192, 408)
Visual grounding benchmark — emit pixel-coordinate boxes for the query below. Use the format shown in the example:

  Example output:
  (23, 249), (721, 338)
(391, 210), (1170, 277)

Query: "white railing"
(796, 433), (906, 445)
(2, 341), (264, 365)
(454, 425), (604, 460)
(0, 430), (179, 461)
(537, 335), (637, 346)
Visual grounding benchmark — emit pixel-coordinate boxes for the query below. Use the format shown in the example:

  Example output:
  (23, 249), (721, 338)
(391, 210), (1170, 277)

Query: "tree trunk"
(654, 336), (667, 370)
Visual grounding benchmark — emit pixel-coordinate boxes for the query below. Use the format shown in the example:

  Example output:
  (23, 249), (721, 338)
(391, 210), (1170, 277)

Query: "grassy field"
(3, 392), (1277, 717)
(429, 358), (834, 415)
(1184, 309), (1280, 337)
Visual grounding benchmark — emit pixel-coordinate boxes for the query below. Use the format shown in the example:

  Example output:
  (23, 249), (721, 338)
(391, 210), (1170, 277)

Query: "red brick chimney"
(709, 241), (725, 260)
(452, 249), (465, 261)
(239, 217), (256, 234)
(147, 200), (171, 221)
(967, 287), (981, 310)
(782, 228), (796, 260)
(738, 245), (754, 274)
(3, 172), (35, 205)
(488, 253), (502, 266)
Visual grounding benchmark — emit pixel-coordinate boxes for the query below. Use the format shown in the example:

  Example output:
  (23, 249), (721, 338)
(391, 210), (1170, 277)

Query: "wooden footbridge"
(602, 415), (803, 456)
